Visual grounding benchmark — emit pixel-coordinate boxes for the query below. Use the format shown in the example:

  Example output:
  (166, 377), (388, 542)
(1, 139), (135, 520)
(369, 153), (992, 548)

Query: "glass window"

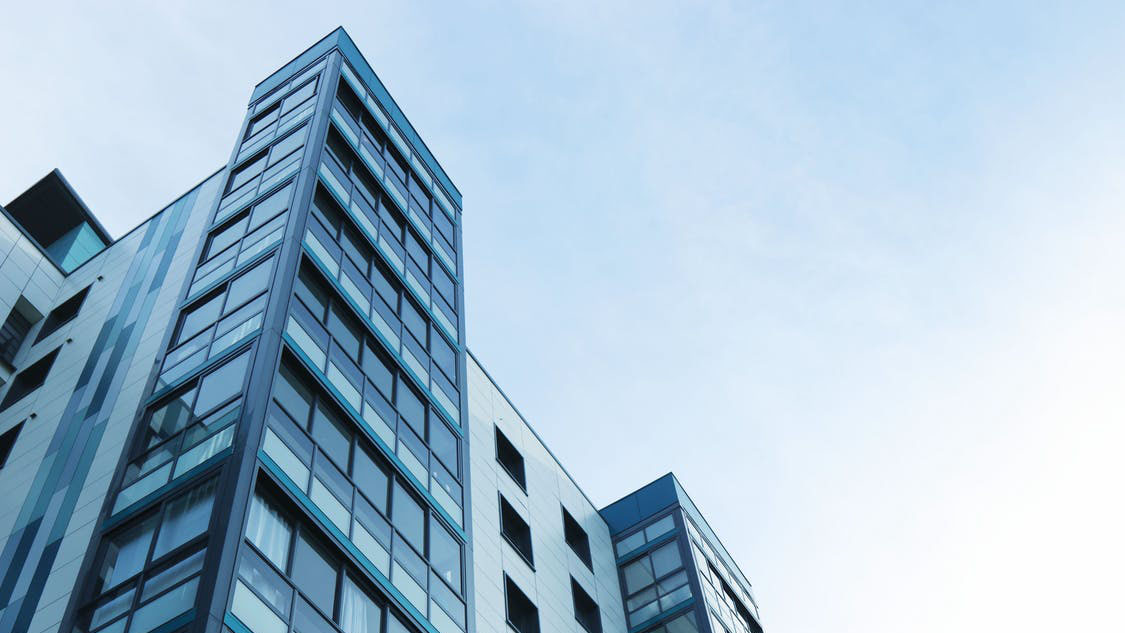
(247, 494), (293, 570)
(395, 385), (425, 436)
(194, 351), (250, 415)
(371, 262), (398, 310)
(96, 516), (158, 594)
(292, 533), (337, 617)
(176, 294), (223, 345)
(327, 308), (362, 361)
(153, 479), (216, 558)
(250, 183), (293, 230)
(312, 403), (351, 469)
(144, 388), (196, 448)
(269, 124), (309, 165)
(247, 105), (279, 138)
(429, 420), (457, 474)
(205, 215), (249, 261)
(353, 447), (389, 513)
(276, 362), (314, 426)
(429, 516), (461, 589)
(229, 153), (267, 193)
(624, 557), (655, 594)
(651, 542), (682, 578)
(296, 264), (330, 320)
(392, 483), (424, 549)
(400, 299), (426, 344)
(430, 335), (456, 380)
(361, 343), (394, 399)
(338, 577), (381, 633)
(227, 258), (274, 310)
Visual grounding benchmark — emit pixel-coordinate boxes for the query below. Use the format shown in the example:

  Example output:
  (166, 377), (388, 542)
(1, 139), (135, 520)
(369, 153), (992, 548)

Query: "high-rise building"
(0, 28), (764, 633)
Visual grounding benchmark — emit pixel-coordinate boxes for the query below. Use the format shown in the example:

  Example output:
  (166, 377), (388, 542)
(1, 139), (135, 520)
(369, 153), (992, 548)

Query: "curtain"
(339, 577), (381, 633)
(247, 494), (293, 569)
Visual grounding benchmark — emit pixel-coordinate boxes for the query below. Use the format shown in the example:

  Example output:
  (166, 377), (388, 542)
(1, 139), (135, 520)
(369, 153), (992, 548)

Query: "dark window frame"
(562, 506), (593, 570)
(0, 347), (60, 411)
(499, 494), (534, 567)
(495, 427), (527, 491)
(34, 286), (90, 344)
(571, 577), (603, 633)
(504, 575), (540, 633)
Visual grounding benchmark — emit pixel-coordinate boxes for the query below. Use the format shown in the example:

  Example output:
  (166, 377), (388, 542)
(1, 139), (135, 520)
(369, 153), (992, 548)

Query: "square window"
(571, 578), (602, 633)
(0, 347), (60, 411)
(35, 286), (90, 343)
(504, 576), (540, 633)
(499, 495), (533, 566)
(494, 427), (526, 490)
(562, 507), (593, 569)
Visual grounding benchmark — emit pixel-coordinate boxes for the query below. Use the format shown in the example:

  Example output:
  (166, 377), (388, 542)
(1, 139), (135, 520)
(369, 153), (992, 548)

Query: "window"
(293, 532), (339, 617)
(80, 479), (216, 633)
(571, 578), (602, 633)
(115, 352), (249, 514)
(0, 422), (22, 469)
(562, 507), (592, 569)
(615, 514), (676, 558)
(645, 612), (698, 633)
(499, 495), (533, 565)
(35, 286), (90, 343)
(0, 347), (59, 411)
(0, 299), (38, 365)
(495, 427), (526, 490)
(429, 515), (461, 589)
(504, 576), (540, 633)
(621, 542), (690, 626)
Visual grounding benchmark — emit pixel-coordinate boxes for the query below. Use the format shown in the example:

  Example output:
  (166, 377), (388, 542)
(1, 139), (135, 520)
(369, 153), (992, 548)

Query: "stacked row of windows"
(217, 72), (320, 219)
(77, 477), (218, 633)
(237, 61), (324, 166)
(233, 488), (427, 633)
(288, 259), (462, 505)
(114, 348), (253, 516)
(335, 64), (459, 232)
(187, 180), (294, 299)
(305, 190), (458, 393)
(331, 80), (458, 267)
(159, 255), (275, 389)
(685, 519), (760, 633)
(317, 121), (460, 345)
(621, 540), (693, 628)
(259, 354), (466, 630)
(492, 427), (604, 633)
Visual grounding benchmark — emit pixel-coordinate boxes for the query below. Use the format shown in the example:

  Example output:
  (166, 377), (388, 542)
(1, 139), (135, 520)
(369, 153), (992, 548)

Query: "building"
(0, 27), (764, 633)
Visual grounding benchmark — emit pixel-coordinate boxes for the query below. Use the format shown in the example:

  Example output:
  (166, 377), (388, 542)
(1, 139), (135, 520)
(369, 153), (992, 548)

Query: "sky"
(2, 2), (1123, 632)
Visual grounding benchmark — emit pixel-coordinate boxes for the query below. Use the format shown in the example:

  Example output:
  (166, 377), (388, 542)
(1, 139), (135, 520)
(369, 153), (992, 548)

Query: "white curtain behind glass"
(247, 494), (293, 569)
(340, 577), (381, 633)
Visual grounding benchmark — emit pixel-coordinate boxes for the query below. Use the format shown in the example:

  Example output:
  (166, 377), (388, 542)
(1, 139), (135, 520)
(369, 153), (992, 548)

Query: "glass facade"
(0, 27), (763, 633)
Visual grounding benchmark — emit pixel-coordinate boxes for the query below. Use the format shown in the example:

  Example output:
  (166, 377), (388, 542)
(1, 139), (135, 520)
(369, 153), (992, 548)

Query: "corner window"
(0, 347), (60, 411)
(571, 578), (602, 633)
(562, 507), (593, 569)
(504, 575), (540, 633)
(35, 286), (90, 343)
(499, 495), (533, 566)
(495, 427), (526, 490)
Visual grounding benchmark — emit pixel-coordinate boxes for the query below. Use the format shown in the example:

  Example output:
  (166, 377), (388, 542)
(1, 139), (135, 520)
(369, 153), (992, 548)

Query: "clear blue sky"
(2, 2), (1122, 632)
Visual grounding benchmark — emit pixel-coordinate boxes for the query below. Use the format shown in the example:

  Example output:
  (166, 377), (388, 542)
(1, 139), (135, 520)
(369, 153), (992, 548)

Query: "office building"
(0, 28), (764, 633)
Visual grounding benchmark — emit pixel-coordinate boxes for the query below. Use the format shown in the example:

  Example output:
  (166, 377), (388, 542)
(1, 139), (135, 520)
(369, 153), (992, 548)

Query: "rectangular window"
(0, 422), (24, 470)
(562, 507), (593, 569)
(571, 578), (602, 633)
(0, 347), (60, 411)
(35, 286), (90, 343)
(0, 300), (37, 365)
(499, 495), (533, 566)
(504, 576), (540, 633)
(495, 427), (526, 490)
